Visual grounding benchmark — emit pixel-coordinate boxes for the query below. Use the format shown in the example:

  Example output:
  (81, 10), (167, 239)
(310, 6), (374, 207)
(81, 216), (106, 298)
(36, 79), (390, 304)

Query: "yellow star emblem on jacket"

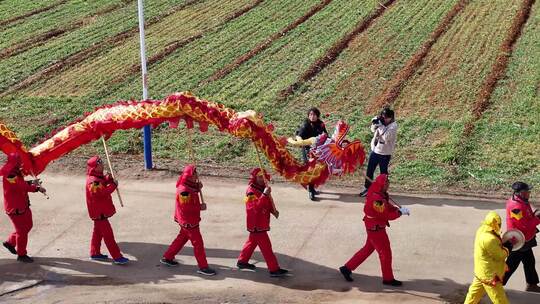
(244, 193), (256, 204)
(89, 181), (103, 193)
(510, 209), (523, 220)
(178, 191), (190, 204)
(373, 200), (385, 213)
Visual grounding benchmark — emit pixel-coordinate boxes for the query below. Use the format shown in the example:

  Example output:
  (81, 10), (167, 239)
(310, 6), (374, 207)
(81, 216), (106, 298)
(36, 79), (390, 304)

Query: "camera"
(372, 116), (383, 125)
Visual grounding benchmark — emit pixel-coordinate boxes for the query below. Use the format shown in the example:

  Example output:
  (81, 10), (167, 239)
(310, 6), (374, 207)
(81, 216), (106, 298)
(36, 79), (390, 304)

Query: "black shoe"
(270, 268), (289, 277)
(359, 189), (368, 197)
(90, 254), (109, 261)
(237, 261), (256, 271)
(17, 255), (34, 263)
(3, 242), (16, 255)
(197, 267), (216, 276)
(526, 284), (540, 293)
(339, 266), (353, 282)
(160, 258), (179, 267)
(383, 279), (402, 286)
(308, 191), (316, 201)
(113, 257), (130, 265)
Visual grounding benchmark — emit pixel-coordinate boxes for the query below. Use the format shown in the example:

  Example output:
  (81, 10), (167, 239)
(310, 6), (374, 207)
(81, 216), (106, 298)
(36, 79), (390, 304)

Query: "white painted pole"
(137, 0), (153, 169)
(137, 0), (149, 100)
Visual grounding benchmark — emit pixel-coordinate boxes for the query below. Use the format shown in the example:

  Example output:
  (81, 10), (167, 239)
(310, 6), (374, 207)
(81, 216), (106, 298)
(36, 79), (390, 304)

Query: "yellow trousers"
(464, 277), (508, 304)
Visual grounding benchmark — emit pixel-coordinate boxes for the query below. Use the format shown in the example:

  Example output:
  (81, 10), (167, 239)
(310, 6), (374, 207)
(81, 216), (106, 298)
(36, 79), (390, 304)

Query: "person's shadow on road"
(1, 242), (538, 303)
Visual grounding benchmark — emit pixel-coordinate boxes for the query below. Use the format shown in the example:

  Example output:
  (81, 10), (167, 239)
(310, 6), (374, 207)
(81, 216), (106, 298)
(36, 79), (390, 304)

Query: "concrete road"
(1, 174), (539, 304)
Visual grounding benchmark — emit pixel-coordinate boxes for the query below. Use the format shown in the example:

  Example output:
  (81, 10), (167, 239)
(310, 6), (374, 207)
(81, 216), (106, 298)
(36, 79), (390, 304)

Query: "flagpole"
(137, 0), (153, 169)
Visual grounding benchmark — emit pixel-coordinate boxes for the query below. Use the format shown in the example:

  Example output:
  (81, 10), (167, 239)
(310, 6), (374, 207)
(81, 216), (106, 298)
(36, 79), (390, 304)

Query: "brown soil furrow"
(117, 34), (205, 84)
(279, 0), (397, 99)
(0, 1), (68, 28)
(113, 0), (265, 87)
(463, 0), (535, 136)
(0, 1), (134, 60)
(200, 0), (332, 86)
(368, 0), (470, 112)
(0, 0), (202, 97)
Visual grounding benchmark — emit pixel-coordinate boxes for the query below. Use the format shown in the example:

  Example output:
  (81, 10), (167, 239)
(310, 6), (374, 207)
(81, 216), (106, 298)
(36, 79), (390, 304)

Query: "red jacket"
(506, 195), (540, 241)
(85, 157), (117, 220)
(244, 184), (272, 232)
(3, 174), (39, 215)
(363, 174), (401, 230)
(174, 165), (202, 227)
(1, 153), (39, 215)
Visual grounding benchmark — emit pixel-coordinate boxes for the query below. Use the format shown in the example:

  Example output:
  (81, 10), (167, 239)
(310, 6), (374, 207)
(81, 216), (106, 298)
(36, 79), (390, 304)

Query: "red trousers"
(163, 227), (208, 269)
(90, 219), (122, 259)
(238, 231), (279, 272)
(345, 228), (394, 281)
(6, 209), (33, 256)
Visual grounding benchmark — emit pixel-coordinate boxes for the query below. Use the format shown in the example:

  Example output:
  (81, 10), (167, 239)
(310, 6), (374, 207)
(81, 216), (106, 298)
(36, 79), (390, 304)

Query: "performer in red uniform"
(339, 174), (409, 286)
(503, 181), (540, 292)
(236, 168), (288, 277)
(86, 156), (129, 265)
(1, 153), (46, 263)
(160, 165), (216, 276)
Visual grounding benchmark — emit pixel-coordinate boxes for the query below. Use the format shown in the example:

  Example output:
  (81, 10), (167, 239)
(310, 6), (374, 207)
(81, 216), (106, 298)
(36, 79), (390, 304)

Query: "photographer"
(360, 107), (398, 197)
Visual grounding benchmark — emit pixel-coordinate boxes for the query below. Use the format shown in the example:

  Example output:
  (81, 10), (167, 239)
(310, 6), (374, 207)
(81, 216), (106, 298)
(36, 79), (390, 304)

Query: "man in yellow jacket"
(464, 211), (513, 304)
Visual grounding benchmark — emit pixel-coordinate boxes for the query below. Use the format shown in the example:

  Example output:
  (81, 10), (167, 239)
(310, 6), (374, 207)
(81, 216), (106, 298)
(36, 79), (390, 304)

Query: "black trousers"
(302, 147), (316, 194)
(503, 247), (539, 285)
(364, 151), (391, 189)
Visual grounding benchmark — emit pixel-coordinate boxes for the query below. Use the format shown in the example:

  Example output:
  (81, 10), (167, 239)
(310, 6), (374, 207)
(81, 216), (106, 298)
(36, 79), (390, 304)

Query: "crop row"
(279, 0), (397, 99)
(0, 0), (129, 51)
(195, 0), (382, 111)
(0, 0), (190, 94)
(201, 0), (334, 85)
(370, 0), (470, 113)
(25, 0), (258, 98)
(392, 0), (523, 120)
(0, 0), (66, 27)
(461, 1), (539, 189)
(282, 0), (461, 132)
(384, 0), (523, 188)
(107, 0), (325, 101)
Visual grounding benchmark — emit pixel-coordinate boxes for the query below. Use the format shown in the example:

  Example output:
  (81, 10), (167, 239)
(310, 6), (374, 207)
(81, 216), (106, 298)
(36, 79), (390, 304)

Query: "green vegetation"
(0, 0), (63, 24)
(0, 0), (538, 194)
(387, 0), (523, 189)
(107, 0), (329, 100)
(463, 3), (540, 189)
(0, 0), (126, 50)
(23, 0), (254, 97)
(0, 0), (186, 92)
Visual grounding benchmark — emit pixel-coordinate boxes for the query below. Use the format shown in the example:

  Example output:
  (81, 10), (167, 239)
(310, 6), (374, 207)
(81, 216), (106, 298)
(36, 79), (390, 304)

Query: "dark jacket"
(296, 119), (327, 140)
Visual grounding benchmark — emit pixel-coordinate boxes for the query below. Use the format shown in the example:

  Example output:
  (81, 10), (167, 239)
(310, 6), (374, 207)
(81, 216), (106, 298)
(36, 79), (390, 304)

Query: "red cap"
(0, 153), (21, 176)
(249, 168), (271, 185)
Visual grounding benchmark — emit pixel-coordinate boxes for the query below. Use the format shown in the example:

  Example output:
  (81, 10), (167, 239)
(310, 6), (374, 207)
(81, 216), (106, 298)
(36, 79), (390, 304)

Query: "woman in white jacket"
(360, 108), (398, 197)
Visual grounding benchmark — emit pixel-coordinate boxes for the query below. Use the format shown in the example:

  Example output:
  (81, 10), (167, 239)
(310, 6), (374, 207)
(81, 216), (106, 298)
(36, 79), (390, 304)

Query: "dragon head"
(331, 120), (350, 147)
